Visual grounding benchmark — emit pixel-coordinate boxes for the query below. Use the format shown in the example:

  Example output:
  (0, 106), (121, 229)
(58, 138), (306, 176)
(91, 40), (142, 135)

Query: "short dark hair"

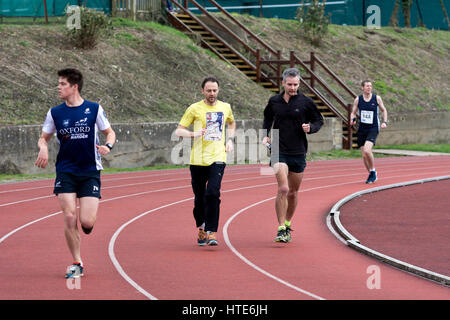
(361, 80), (371, 87)
(58, 68), (83, 93)
(201, 76), (219, 89)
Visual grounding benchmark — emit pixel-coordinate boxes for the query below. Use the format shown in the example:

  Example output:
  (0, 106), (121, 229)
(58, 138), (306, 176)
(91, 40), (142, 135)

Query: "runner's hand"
(226, 139), (234, 153)
(96, 145), (110, 155)
(262, 136), (271, 146)
(302, 123), (310, 133)
(192, 128), (206, 138)
(35, 147), (49, 169)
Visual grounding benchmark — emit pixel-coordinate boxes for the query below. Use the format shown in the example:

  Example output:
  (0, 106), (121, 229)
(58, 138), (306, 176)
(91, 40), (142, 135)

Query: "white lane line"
(106, 182), (279, 300)
(108, 197), (193, 300)
(1, 154), (441, 194)
(222, 179), (379, 301)
(0, 210), (62, 244)
(327, 175), (450, 285)
(110, 179), (363, 301)
(0, 174), (271, 207)
(223, 196), (326, 300)
(222, 171), (450, 299)
(2, 163), (448, 207)
(0, 164), (264, 194)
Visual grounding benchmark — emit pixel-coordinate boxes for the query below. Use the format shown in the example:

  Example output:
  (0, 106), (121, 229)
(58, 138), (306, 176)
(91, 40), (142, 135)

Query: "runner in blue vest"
(350, 80), (388, 184)
(35, 68), (116, 279)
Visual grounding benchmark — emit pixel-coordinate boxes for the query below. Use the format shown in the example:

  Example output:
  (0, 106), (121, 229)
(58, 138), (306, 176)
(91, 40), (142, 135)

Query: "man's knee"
(205, 188), (221, 199)
(79, 215), (96, 234)
(278, 185), (289, 197)
(287, 189), (298, 199)
(64, 211), (78, 228)
(361, 146), (372, 158)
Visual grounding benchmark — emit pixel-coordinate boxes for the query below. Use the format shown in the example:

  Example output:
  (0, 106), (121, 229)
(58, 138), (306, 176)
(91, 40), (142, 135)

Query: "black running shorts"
(357, 129), (379, 148)
(271, 153), (307, 173)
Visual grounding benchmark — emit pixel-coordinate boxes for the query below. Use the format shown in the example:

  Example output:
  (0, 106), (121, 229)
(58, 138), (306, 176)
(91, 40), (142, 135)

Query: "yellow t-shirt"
(179, 100), (234, 166)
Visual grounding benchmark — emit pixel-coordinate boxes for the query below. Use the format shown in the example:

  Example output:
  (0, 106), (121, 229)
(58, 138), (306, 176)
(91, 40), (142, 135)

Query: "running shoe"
(65, 263), (84, 279)
(206, 232), (218, 246)
(284, 226), (293, 243)
(274, 227), (287, 243)
(197, 228), (207, 246)
(366, 170), (377, 184)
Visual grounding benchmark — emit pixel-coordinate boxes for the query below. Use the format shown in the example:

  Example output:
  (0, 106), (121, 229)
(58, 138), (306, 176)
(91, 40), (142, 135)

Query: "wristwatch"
(105, 143), (114, 150)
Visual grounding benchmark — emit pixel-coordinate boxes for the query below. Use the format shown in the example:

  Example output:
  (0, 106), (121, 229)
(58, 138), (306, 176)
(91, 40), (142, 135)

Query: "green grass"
(0, 164), (189, 183)
(375, 144), (450, 153)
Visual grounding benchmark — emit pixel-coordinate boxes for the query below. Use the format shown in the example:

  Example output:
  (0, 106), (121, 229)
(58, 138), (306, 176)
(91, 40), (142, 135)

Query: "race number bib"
(360, 110), (374, 124)
(204, 112), (224, 141)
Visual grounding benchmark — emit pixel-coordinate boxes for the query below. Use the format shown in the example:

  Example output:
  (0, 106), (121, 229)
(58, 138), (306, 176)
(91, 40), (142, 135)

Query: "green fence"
(189, 0), (450, 30)
(0, 0), (110, 17)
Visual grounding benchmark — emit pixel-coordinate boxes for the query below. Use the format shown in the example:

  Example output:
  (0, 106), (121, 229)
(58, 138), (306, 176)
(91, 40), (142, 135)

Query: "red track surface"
(1, 155), (449, 300)
(339, 179), (450, 277)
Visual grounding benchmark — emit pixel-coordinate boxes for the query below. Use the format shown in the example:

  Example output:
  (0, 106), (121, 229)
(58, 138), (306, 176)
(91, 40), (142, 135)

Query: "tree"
(390, 0), (413, 27)
(296, 0), (330, 46)
(401, 0), (413, 27)
(389, 0), (400, 26)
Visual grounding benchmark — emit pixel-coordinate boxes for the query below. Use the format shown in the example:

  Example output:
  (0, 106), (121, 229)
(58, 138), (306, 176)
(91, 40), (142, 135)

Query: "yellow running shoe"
(197, 228), (207, 246)
(206, 232), (218, 246)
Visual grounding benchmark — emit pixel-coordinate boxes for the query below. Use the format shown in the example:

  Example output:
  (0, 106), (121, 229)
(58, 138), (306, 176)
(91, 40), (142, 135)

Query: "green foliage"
(65, 6), (112, 49)
(296, 0), (330, 46)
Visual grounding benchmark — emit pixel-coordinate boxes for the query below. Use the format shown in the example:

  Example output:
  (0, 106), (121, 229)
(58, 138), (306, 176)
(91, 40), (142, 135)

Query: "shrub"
(65, 6), (112, 49)
(296, 0), (330, 46)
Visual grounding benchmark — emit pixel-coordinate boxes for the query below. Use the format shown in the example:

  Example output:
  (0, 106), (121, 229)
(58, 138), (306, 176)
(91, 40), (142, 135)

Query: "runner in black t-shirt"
(350, 80), (388, 184)
(262, 68), (323, 243)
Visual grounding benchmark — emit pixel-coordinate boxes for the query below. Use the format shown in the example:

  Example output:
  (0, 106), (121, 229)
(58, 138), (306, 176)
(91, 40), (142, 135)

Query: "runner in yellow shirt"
(175, 76), (236, 246)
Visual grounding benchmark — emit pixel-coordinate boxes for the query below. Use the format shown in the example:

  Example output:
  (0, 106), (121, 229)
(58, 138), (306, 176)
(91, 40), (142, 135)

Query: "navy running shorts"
(357, 129), (379, 148)
(271, 153), (307, 173)
(53, 171), (102, 198)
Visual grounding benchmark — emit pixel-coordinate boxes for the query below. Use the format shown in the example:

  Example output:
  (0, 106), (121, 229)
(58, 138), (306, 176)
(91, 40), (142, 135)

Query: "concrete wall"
(0, 118), (342, 174)
(376, 112), (450, 145)
(1, 112), (448, 175)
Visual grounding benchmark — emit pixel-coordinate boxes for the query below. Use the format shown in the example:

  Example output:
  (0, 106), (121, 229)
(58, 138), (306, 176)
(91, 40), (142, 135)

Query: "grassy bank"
(0, 15), (449, 125)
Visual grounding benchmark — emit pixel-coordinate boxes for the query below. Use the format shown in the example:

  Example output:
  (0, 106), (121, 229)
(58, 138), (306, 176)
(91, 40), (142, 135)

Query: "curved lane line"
(223, 196), (326, 300)
(108, 197), (194, 300)
(327, 175), (450, 286)
(221, 180), (382, 301)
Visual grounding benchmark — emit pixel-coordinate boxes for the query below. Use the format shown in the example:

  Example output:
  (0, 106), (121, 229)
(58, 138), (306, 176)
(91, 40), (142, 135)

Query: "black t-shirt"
(263, 91), (324, 155)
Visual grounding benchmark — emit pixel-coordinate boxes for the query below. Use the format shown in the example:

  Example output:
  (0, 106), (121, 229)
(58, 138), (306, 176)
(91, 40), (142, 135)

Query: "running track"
(0, 155), (449, 300)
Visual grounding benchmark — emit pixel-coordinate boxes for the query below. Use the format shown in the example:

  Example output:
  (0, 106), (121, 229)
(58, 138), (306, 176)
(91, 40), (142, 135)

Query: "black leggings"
(189, 162), (226, 232)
